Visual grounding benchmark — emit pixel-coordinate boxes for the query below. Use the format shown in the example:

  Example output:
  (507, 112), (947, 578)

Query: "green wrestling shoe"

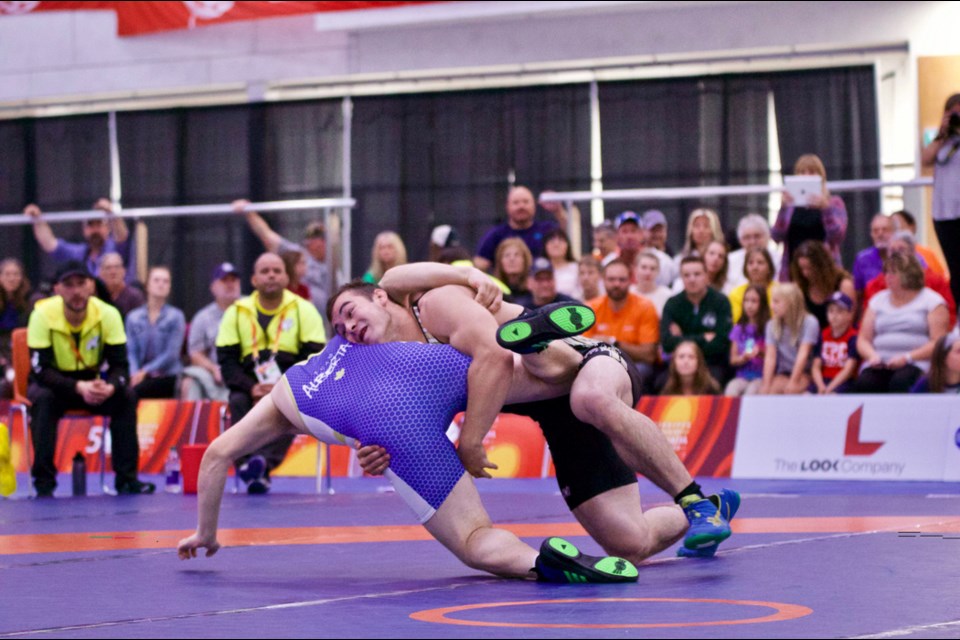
(535, 537), (638, 583)
(497, 302), (596, 354)
(677, 488), (740, 558)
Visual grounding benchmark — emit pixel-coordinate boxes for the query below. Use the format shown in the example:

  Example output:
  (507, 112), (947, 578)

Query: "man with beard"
(584, 259), (660, 391)
(26, 261), (154, 497)
(24, 200), (132, 280)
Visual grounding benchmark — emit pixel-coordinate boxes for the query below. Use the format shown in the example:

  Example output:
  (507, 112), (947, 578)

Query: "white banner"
(733, 396), (957, 481)
(942, 400), (960, 482)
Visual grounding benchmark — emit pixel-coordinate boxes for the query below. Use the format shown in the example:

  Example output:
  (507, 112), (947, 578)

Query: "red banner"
(636, 396), (741, 477)
(0, 1), (442, 37)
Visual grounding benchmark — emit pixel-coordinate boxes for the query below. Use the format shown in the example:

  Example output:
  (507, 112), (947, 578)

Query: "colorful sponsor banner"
(0, 1), (440, 37)
(636, 396), (740, 477)
(733, 396), (956, 481)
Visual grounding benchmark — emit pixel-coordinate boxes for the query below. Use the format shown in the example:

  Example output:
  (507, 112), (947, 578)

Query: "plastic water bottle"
(164, 447), (181, 493)
(71, 452), (86, 496)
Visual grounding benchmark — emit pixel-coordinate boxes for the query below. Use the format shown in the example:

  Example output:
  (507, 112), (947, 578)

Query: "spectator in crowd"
(233, 199), (332, 321)
(660, 256), (733, 386)
(518, 258), (580, 309)
(728, 248), (775, 324)
(615, 211), (674, 287)
(473, 186), (566, 272)
(890, 210), (947, 278)
(703, 240), (732, 295)
(363, 231), (407, 284)
(576, 255), (603, 302)
(429, 224), (460, 262)
(855, 253), (950, 393)
(97, 252), (144, 318)
(911, 333), (960, 394)
(216, 253), (326, 493)
(180, 263), (241, 402)
(725, 284), (769, 397)
(0, 258), (32, 399)
(584, 258), (660, 389)
(634, 250), (672, 317)
(661, 341), (720, 396)
(772, 154), (848, 281)
(591, 219), (618, 267)
(791, 240), (856, 330)
(852, 213), (895, 296)
(761, 282), (819, 395)
(438, 245), (511, 295)
(125, 266), (186, 399)
(862, 231), (956, 327)
(542, 228), (580, 298)
(810, 292), (859, 395)
(281, 250), (310, 301)
(26, 261), (154, 497)
(727, 214), (781, 288)
(24, 199), (132, 279)
(642, 209), (673, 257)
(671, 208), (724, 277)
(921, 93), (960, 313)
(493, 238), (533, 304)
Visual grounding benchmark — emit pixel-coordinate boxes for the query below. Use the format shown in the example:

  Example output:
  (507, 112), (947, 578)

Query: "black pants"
(28, 383), (141, 493)
(133, 375), (178, 399)
(934, 218), (960, 317)
(229, 390), (295, 475)
(853, 365), (923, 393)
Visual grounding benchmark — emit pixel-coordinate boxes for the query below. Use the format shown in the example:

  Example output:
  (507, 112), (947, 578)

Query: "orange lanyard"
(67, 330), (89, 370)
(250, 310), (287, 362)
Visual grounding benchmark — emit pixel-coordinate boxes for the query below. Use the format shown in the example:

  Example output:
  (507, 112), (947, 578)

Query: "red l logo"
(844, 405), (884, 456)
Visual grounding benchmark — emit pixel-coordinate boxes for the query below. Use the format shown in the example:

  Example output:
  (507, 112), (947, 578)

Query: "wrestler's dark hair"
(327, 280), (379, 323)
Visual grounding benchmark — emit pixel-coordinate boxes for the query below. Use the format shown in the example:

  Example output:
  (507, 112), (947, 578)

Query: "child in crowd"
(725, 284), (769, 396)
(911, 333), (960, 394)
(661, 340), (721, 396)
(810, 292), (859, 394)
(761, 282), (820, 395)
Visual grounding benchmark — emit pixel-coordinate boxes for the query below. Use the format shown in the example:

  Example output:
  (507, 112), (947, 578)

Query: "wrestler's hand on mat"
(466, 269), (502, 314)
(177, 532), (221, 560)
(355, 442), (390, 476)
(458, 442), (498, 479)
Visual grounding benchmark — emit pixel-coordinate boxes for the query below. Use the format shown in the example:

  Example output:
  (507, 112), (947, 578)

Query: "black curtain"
(772, 66), (880, 265)
(117, 100), (342, 317)
(0, 115), (112, 285)
(351, 85), (591, 273)
(600, 76), (770, 253)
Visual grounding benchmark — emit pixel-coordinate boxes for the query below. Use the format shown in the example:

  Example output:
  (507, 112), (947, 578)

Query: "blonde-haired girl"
(363, 231), (408, 284)
(761, 282), (820, 394)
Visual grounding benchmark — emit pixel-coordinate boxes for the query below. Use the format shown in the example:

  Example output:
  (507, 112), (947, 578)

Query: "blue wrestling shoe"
(535, 537), (638, 583)
(678, 489), (740, 557)
(238, 455), (270, 495)
(497, 302), (596, 354)
(680, 491), (732, 551)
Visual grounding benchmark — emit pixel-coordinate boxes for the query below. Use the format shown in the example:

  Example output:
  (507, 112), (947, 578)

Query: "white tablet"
(784, 175), (823, 207)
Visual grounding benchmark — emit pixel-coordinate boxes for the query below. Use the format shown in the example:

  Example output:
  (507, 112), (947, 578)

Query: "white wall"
(1, 1), (958, 105)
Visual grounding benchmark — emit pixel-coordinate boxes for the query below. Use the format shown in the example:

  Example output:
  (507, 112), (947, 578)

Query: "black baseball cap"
(54, 260), (92, 283)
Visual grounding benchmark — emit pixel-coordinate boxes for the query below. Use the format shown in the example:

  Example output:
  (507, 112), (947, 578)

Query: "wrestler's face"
(332, 289), (391, 345)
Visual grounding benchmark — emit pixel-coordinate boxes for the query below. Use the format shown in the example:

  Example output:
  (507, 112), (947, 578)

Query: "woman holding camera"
(922, 93), (960, 314)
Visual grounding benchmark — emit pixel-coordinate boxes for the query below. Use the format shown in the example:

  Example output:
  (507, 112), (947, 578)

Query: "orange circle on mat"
(410, 597), (813, 628)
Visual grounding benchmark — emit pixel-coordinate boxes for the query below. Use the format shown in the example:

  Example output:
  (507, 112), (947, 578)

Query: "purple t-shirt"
(729, 323), (764, 380)
(475, 220), (559, 263)
(852, 247), (884, 292)
(50, 237), (132, 280)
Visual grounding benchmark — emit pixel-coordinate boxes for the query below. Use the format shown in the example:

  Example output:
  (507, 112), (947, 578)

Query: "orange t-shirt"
(585, 293), (660, 346)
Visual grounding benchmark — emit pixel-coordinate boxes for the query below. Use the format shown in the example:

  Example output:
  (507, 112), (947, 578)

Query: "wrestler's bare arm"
(177, 397), (302, 559)
(380, 263), (508, 317)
